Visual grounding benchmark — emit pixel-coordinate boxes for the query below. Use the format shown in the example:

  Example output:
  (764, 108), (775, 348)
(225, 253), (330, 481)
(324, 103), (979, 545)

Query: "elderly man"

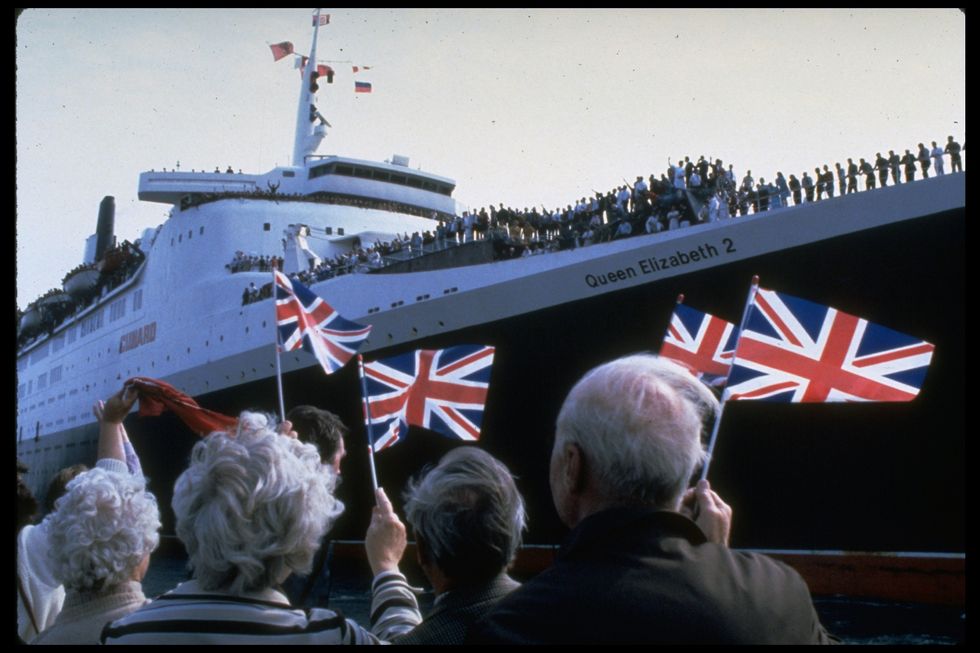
(102, 412), (421, 644)
(469, 354), (835, 644)
(368, 447), (526, 644)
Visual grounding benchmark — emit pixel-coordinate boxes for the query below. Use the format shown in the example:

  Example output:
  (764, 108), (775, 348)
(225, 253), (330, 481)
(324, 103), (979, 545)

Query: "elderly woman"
(102, 412), (421, 644)
(30, 388), (160, 645)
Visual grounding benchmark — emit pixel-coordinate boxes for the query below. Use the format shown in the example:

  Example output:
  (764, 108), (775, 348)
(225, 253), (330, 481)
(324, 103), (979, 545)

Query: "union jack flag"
(274, 270), (371, 375)
(725, 288), (934, 402)
(660, 302), (737, 385)
(361, 345), (495, 450)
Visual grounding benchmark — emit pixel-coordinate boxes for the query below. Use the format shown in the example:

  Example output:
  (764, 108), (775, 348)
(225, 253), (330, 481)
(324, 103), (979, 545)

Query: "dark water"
(143, 551), (965, 645)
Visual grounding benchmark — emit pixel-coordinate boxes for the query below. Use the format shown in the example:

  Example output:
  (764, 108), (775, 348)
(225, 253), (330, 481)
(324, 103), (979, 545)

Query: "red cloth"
(126, 377), (238, 436)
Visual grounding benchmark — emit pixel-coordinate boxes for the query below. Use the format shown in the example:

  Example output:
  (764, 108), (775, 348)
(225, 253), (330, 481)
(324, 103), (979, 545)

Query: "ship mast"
(292, 8), (328, 166)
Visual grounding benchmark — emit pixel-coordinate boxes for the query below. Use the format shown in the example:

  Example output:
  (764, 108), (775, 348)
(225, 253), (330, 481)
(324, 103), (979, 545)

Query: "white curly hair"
(172, 411), (344, 594)
(46, 467), (161, 592)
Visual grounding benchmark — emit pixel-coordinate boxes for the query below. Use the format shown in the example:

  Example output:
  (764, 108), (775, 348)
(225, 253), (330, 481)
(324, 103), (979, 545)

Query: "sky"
(15, 8), (965, 307)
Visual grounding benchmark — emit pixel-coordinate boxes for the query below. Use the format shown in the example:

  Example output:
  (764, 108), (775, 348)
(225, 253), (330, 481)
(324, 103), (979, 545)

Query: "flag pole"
(356, 354), (380, 495)
(272, 267), (287, 423)
(699, 275), (759, 481)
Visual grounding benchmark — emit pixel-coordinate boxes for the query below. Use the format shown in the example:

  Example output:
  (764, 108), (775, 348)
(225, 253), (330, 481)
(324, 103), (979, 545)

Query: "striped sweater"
(101, 571), (420, 645)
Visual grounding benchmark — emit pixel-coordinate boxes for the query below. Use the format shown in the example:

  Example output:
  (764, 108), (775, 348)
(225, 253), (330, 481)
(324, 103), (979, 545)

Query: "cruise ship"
(17, 11), (964, 591)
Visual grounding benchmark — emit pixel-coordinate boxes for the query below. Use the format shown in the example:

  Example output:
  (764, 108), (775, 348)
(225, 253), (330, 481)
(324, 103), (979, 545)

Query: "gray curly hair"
(404, 446), (526, 584)
(46, 468), (160, 592)
(172, 412), (344, 594)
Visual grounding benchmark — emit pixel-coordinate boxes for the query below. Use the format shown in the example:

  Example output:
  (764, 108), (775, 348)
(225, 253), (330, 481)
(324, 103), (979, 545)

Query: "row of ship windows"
(21, 283), (464, 403)
(171, 225), (206, 246)
(308, 162), (454, 196)
(22, 290), (144, 370)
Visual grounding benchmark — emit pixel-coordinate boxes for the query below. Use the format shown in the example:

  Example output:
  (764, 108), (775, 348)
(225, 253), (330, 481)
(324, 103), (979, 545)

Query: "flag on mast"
(269, 41), (294, 62)
(725, 288), (935, 402)
(274, 270), (372, 375)
(313, 13), (330, 26)
(361, 345), (495, 450)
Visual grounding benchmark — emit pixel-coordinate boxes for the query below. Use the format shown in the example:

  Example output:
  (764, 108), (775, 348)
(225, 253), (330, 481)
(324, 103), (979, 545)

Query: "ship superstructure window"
(338, 228), (345, 235)
(283, 171), (295, 178)
(109, 298), (127, 322)
(17, 357), (27, 372)
(80, 310), (104, 337)
(30, 343), (49, 364)
(264, 223), (271, 231)
(133, 289), (143, 311)
(17, 383), (25, 398)
(50, 366), (62, 384)
(66, 326), (77, 344)
(51, 334), (65, 353)
(325, 227), (332, 235)
(37, 372), (47, 390)
(308, 162), (454, 196)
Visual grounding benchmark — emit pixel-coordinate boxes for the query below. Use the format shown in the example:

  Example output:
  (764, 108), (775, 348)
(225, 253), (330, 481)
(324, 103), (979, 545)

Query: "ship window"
(338, 228), (345, 236)
(66, 327), (77, 344)
(188, 229), (192, 239)
(354, 167), (372, 179)
(109, 298), (126, 322)
(133, 289), (143, 311)
(336, 165), (354, 176)
(423, 181), (436, 191)
(50, 366), (62, 384)
(17, 383), (25, 397)
(325, 227), (332, 235)
(282, 170), (295, 178)
(178, 234), (182, 243)
(30, 343), (49, 364)
(200, 226), (204, 235)
(37, 373), (47, 390)
(372, 170), (390, 181)
(406, 177), (422, 188)
(171, 238), (175, 246)
(264, 223), (271, 231)
(390, 174), (406, 185)
(51, 335), (65, 353)
(18, 356), (28, 372)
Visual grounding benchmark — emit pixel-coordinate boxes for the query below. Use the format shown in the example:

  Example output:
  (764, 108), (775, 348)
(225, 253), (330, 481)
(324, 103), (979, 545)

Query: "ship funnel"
(95, 196), (116, 261)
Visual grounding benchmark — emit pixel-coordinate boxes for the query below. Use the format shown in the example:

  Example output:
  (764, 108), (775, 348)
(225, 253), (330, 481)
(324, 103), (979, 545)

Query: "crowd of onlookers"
(18, 352), (843, 644)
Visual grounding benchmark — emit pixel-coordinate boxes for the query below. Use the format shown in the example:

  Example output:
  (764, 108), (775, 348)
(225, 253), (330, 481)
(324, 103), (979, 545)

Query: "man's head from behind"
(551, 354), (718, 527)
(404, 446), (526, 589)
(286, 405), (348, 474)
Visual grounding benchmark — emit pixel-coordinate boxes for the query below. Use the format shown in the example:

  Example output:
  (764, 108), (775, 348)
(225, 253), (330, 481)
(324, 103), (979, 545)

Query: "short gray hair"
(404, 447), (526, 584)
(555, 354), (718, 509)
(46, 468), (160, 591)
(172, 412), (344, 594)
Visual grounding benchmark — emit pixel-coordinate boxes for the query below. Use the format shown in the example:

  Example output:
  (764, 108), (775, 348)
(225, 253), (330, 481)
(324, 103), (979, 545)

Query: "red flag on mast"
(269, 41), (294, 62)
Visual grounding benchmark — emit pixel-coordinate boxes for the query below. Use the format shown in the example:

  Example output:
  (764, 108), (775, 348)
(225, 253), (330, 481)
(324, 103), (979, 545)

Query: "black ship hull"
(119, 205), (963, 553)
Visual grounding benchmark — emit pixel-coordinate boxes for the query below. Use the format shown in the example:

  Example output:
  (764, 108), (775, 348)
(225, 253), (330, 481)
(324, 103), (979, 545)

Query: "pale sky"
(15, 8), (965, 307)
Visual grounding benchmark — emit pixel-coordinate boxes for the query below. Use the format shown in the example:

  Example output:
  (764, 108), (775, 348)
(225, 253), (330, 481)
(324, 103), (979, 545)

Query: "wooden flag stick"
(700, 276), (759, 481)
(272, 267), (287, 423)
(356, 354), (380, 495)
